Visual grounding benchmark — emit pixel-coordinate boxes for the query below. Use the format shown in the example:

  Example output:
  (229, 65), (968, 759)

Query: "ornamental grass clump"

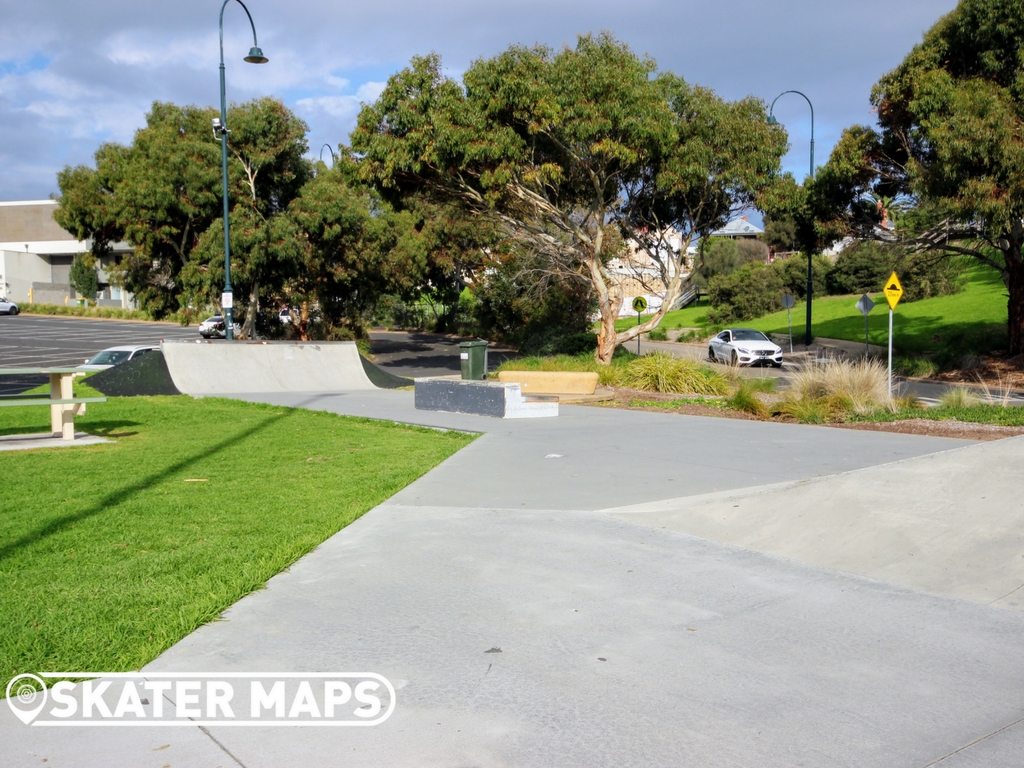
(786, 357), (891, 415)
(937, 386), (981, 409)
(725, 380), (769, 417)
(622, 353), (729, 395)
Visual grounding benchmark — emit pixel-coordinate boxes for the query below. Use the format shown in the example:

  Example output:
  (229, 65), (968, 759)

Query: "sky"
(0, 0), (958, 202)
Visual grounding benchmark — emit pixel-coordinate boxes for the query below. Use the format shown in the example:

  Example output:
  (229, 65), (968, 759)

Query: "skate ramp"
(88, 350), (181, 397)
(161, 340), (411, 395)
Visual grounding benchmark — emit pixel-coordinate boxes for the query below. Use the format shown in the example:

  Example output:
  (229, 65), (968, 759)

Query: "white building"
(0, 199), (136, 307)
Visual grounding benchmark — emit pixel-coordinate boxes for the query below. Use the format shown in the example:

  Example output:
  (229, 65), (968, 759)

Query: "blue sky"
(0, 0), (958, 201)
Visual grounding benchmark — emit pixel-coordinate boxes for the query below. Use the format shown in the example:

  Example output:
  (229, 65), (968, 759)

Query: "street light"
(768, 90), (815, 346)
(319, 143), (337, 166)
(216, 0), (268, 340)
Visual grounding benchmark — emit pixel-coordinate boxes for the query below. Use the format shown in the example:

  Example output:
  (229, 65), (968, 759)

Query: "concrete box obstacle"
(415, 378), (558, 418)
(161, 341), (411, 396)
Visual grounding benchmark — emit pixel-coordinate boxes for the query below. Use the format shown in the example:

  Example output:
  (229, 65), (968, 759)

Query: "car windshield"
(86, 350), (131, 365)
(731, 330), (769, 342)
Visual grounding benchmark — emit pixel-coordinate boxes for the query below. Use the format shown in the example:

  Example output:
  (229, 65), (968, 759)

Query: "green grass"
(613, 297), (715, 332)
(0, 386), (473, 693)
(849, 403), (1024, 426)
(746, 263), (1008, 354)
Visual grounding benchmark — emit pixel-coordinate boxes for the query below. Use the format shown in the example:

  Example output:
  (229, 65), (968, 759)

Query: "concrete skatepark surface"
(5, 362), (1024, 764)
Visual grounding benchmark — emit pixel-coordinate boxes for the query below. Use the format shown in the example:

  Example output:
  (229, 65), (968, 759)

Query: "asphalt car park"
(0, 315), (196, 394)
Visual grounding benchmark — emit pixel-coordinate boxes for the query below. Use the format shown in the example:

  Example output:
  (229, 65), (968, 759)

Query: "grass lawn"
(0, 386), (473, 693)
(614, 297), (714, 332)
(613, 264), (1008, 355)
(748, 263), (1008, 354)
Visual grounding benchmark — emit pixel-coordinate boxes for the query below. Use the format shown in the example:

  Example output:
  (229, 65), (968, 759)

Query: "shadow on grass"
(0, 409), (294, 563)
(0, 419), (142, 438)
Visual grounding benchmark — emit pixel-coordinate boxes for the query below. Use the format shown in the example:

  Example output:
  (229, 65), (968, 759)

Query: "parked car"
(198, 315), (242, 339)
(278, 307), (293, 324)
(0, 296), (19, 315)
(708, 328), (783, 367)
(78, 345), (157, 371)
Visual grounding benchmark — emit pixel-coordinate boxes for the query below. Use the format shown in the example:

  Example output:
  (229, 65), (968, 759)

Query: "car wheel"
(731, 350), (739, 366)
(9, 307), (18, 315)
(708, 347), (716, 363)
(772, 361), (782, 368)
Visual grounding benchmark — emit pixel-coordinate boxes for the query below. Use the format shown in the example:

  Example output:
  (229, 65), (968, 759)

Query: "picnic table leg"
(49, 373), (62, 437)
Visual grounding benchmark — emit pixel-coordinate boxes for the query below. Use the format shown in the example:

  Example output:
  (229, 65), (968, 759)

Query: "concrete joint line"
(919, 714), (1024, 767)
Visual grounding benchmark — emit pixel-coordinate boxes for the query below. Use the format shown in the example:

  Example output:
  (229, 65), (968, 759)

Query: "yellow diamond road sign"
(883, 271), (903, 310)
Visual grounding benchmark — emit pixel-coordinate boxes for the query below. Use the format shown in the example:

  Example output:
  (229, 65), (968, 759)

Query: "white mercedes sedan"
(708, 328), (783, 367)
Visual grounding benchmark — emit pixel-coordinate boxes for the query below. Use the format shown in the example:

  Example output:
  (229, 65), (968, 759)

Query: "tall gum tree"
(351, 34), (786, 363)
(809, 0), (1024, 355)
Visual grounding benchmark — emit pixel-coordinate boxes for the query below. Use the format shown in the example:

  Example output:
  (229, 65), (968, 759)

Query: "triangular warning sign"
(883, 272), (903, 310)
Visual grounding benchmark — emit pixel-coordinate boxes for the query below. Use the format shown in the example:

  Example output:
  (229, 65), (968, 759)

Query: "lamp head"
(244, 46), (268, 64)
(767, 114), (779, 125)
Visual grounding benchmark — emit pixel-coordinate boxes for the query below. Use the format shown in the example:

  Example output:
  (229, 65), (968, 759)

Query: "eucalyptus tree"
(352, 33), (786, 363)
(809, 0), (1024, 354)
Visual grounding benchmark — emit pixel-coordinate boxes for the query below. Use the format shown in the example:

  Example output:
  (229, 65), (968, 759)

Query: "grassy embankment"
(614, 263), (1008, 356)
(0, 384), (473, 693)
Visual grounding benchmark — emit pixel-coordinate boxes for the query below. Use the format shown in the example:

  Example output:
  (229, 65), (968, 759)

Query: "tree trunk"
(1005, 248), (1024, 356)
(240, 281), (259, 340)
(299, 301), (310, 342)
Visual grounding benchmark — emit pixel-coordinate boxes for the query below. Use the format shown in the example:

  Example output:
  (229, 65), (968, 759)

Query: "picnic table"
(0, 367), (107, 440)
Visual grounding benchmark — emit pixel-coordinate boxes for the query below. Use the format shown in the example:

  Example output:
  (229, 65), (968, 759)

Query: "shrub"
(707, 262), (785, 324)
(69, 254), (99, 301)
(893, 355), (939, 378)
(725, 380), (768, 417)
(647, 325), (669, 341)
(773, 253), (832, 298)
(772, 397), (839, 424)
(826, 242), (891, 295)
(519, 329), (598, 356)
(621, 353), (729, 395)
(787, 358), (891, 414)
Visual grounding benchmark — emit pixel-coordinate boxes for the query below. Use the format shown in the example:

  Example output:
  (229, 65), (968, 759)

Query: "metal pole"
(865, 314), (870, 358)
(888, 308), (894, 398)
(637, 312), (642, 355)
(787, 307), (793, 354)
(769, 90), (815, 346)
(218, 0), (265, 341)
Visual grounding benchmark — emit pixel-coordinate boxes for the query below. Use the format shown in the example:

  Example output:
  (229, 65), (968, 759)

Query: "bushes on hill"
(707, 262), (784, 324)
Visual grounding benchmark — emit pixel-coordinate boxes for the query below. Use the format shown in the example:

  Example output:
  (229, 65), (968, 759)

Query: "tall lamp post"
(767, 90), (815, 345)
(215, 0), (268, 340)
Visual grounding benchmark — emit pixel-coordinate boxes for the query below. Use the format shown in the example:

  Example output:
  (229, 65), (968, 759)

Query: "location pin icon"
(6, 674), (48, 725)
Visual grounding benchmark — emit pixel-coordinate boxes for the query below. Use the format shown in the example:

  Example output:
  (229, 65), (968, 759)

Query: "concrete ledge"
(415, 378), (558, 418)
(497, 370), (599, 395)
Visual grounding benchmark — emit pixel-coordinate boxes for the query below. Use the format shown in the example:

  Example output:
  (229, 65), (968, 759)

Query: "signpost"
(883, 272), (904, 397)
(632, 296), (648, 355)
(855, 294), (875, 358)
(781, 293), (795, 353)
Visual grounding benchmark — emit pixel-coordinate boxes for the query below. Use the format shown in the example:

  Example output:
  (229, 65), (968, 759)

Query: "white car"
(0, 296), (19, 315)
(79, 345), (157, 371)
(198, 315), (242, 339)
(708, 328), (783, 367)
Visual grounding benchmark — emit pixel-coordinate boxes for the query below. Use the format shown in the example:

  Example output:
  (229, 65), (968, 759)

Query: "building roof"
(710, 217), (764, 238)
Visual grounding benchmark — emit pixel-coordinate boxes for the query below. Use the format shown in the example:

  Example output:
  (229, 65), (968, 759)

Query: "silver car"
(0, 296), (19, 315)
(708, 328), (783, 367)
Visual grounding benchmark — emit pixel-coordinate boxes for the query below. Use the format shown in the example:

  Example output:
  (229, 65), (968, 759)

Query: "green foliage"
(646, 325), (669, 341)
(352, 34), (787, 362)
(707, 262), (785, 323)
(621, 353), (729, 395)
(518, 330), (598, 357)
(773, 253), (831, 299)
(892, 355), (940, 378)
(807, 0), (1024, 353)
(69, 254), (98, 301)
(725, 380), (769, 417)
(694, 237), (769, 288)
(762, 213), (800, 252)
(22, 303), (185, 323)
(825, 242), (892, 295)
(0, 389), (472, 692)
(937, 386), (982, 409)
